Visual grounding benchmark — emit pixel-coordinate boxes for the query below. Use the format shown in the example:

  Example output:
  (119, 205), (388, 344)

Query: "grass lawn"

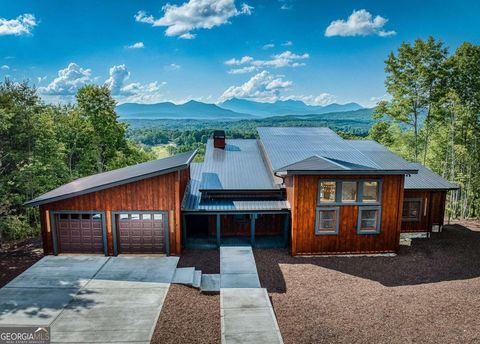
(152, 143), (176, 159)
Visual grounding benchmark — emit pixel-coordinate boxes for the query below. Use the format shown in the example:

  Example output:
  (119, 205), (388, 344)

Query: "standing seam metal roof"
(182, 163), (290, 212)
(199, 139), (278, 191)
(25, 150), (197, 206)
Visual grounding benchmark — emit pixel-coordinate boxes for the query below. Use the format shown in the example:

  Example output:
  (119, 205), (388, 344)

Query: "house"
(26, 127), (458, 256)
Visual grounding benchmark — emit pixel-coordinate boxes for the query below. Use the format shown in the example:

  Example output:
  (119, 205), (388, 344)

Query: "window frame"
(357, 206), (382, 235)
(315, 207), (340, 235)
(402, 198), (423, 222)
(317, 179), (382, 205)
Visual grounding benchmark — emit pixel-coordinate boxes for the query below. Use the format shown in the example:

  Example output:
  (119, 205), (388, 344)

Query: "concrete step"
(172, 267), (195, 285)
(201, 274), (220, 294)
(193, 270), (202, 289)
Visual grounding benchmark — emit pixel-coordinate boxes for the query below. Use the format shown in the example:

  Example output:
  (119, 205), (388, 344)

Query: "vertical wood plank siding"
(401, 190), (447, 233)
(39, 169), (189, 256)
(289, 175), (404, 255)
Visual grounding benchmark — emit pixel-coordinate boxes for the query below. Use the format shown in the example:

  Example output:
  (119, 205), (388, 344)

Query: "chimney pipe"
(213, 130), (226, 149)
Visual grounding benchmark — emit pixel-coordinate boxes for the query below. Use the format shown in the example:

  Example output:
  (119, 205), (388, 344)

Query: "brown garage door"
(116, 213), (166, 254)
(56, 213), (104, 253)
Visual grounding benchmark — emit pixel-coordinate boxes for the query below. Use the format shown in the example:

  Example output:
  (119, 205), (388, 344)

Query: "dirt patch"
(254, 224), (480, 344)
(0, 236), (43, 288)
(152, 249), (220, 344)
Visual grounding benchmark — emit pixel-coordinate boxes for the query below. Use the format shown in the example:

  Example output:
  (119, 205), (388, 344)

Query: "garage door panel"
(116, 213), (166, 254)
(56, 214), (105, 254)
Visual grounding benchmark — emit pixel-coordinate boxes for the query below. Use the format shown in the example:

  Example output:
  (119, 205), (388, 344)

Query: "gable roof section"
(199, 139), (278, 191)
(404, 163), (459, 190)
(347, 140), (458, 190)
(257, 127), (417, 175)
(25, 150), (198, 206)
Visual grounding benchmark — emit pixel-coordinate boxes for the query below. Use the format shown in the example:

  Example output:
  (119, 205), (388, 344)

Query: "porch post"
(216, 214), (221, 247)
(283, 213), (290, 247)
(182, 214), (187, 248)
(250, 214), (256, 247)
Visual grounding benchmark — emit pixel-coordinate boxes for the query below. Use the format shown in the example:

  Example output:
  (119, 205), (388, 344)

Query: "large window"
(315, 207), (339, 235)
(357, 206), (381, 234)
(402, 198), (422, 222)
(362, 181), (379, 203)
(342, 181), (357, 202)
(319, 181), (336, 203)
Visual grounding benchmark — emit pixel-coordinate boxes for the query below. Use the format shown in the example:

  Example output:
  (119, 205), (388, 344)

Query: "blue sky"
(0, 0), (479, 107)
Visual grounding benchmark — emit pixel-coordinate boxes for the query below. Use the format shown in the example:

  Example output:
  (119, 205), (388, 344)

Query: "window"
(119, 213), (129, 220)
(319, 181), (336, 203)
(92, 213), (101, 219)
(131, 214), (140, 220)
(342, 182), (357, 202)
(315, 207), (339, 235)
(402, 199), (422, 222)
(142, 214), (152, 220)
(81, 214), (91, 220)
(59, 213), (69, 220)
(362, 181), (379, 203)
(153, 214), (163, 220)
(70, 214), (79, 219)
(357, 206), (381, 234)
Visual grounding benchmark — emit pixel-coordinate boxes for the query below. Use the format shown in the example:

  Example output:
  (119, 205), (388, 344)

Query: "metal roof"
(347, 140), (458, 190)
(404, 163), (459, 190)
(182, 163), (290, 212)
(199, 139), (278, 191)
(25, 150), (198, 206)
(257, 127), (417, 175)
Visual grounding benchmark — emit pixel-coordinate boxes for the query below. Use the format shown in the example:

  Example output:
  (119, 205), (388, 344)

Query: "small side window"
(362, 181), (379, 203)
(315, 207), (339, 235)
(402, 199), (422, 222)
(358, 206), (381, 234)
(318, 181), (336, 203)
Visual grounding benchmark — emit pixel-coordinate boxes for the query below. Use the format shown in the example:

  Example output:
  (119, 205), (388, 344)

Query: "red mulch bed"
(0, 236), (43, 288)
(254, 224), (480, 344)
(152, 249), (220, 344)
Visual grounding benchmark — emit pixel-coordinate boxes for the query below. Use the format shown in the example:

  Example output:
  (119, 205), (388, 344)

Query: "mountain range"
(116, 98), (365, 120)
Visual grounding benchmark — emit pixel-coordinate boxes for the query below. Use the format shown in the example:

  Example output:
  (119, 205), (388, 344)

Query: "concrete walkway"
(220, 247), (283, 344)
(0, 255), (178, 344)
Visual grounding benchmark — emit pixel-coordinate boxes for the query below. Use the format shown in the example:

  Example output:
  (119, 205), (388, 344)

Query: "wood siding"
(401, 190), (447, 233)
(288, 175), (404, 255)
(39, 169), (189, 256)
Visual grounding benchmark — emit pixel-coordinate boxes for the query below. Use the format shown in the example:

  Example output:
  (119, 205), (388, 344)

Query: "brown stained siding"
(289, 175), (404, 255)
(401, 190), (447, 233)
(39, 169), (189, 256)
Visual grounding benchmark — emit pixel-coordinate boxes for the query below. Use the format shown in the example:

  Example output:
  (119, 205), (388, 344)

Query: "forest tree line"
(370, 38), (480, 219)
(0, 82), (154, 241)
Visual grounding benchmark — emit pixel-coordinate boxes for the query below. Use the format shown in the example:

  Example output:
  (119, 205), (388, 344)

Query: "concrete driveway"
(0, 255), (179, 343)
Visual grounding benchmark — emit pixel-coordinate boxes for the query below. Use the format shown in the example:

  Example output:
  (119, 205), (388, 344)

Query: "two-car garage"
(52, 212), (168, 256)
(28, 150), (197, 257)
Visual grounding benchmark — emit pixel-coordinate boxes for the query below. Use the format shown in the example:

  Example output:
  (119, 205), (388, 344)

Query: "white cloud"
(325, 9), (396, 37)
(262, 43), (275, 50)
(164, 63), (181, 71)
(227, 66), (257, 74)
(135, 0), (253, 39)
(225, 56), (254, 66)
(1, 65), (9, 70)
(219, 70), (292, 102)
(279, 0), (293, 10)
(126, 42), (144, 49)
(225, 50), (309, 74)
(39, 63), (93, 95)
(284, 93), (337, 106)
(104, 64), (167, 103)
(0, 14), (37, 36)
(282, 40), (293, 46)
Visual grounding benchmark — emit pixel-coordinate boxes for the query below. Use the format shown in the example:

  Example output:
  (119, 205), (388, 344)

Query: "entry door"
(116, 213), (166, 254)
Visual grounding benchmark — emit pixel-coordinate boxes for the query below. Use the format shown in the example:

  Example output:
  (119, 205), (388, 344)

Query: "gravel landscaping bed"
(152, 249), (220, 344)
(0, 236), (43, 288)
(254, 224), (480, 344)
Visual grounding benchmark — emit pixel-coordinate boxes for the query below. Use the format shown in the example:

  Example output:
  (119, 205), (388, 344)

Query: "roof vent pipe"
(213, 130), (226, 149)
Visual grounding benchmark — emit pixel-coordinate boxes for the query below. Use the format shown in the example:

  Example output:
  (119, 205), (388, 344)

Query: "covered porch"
(182, 211), (290, 249)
